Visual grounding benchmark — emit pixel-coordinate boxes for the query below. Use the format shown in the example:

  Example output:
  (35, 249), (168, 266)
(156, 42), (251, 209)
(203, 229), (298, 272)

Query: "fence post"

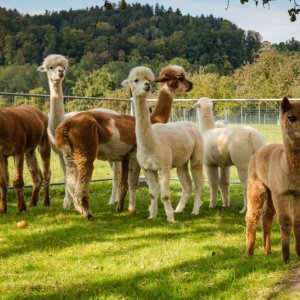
(130, 97), (135, 116)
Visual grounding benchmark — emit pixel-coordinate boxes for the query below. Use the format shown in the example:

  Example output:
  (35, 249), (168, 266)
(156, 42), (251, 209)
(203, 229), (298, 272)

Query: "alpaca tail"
(55, 121), (72, 154)
(248, 130), (266, 154)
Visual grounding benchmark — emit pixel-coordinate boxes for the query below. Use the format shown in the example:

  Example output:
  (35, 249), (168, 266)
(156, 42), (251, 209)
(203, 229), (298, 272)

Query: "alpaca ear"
(281, 97), (292, 113)
(37, 65), (46, 72)
(121, 79), (129, 87)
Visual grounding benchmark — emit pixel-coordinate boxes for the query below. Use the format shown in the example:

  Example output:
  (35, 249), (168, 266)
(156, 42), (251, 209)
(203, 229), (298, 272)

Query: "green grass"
(0, 179), (298, 300)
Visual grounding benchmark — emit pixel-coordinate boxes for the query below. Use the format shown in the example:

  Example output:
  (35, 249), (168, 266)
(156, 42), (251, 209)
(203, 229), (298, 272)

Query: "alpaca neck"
(196, 108), (216, 134)
(150, 85), (173, 124)
(48, 79), (65, 134)
(134, 94), (155, 150)
(283, 135), (300, 171)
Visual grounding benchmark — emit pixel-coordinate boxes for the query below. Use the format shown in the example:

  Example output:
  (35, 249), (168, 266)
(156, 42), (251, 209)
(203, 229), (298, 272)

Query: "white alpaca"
(38, 54), (121, 209)
(194, 97), (266, 213)
(122, 66), (204, 222)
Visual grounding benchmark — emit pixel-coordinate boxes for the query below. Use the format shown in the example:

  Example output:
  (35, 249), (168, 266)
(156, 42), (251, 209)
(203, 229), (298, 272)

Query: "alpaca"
(38, 54), (122, 210)
(246, 97), (300, 263)
(122, 66), (204, 222)
(116, 64), (194, 212)
(194, 97), (265, 213)
(0, 105), (51, 213)
(53, 65), (193, 219)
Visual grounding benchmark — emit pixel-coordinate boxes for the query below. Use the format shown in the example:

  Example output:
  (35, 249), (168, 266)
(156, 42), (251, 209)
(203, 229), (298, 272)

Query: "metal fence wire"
(1, 92), (298, 185)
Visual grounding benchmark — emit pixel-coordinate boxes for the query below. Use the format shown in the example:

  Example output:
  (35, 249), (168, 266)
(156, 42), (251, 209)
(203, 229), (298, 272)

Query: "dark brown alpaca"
(246, 97), (300, 263)
(54, 65), (193, 219)
(0, 105), (51, 213)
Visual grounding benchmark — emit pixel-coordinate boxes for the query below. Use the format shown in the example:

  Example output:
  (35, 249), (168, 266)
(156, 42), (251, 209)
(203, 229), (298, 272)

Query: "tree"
(227, 0), (300, 21)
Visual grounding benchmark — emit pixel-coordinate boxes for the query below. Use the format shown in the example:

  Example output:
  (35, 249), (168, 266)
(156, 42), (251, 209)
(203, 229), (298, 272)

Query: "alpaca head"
(37, 54), (69, 83)
(193, 97), (213, 116)
(122, 66), (154, 97)
(281, 97), (300, 139)
(155, 65), (193, 93)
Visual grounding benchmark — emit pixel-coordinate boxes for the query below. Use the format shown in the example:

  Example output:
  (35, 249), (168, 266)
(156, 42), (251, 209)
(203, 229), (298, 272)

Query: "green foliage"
(72, 67), (116, 97)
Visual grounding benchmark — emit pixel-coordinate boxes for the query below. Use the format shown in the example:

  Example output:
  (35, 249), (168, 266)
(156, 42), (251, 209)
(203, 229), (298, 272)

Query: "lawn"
(0, 124), (299, 299)
(0, 167), (298, 299)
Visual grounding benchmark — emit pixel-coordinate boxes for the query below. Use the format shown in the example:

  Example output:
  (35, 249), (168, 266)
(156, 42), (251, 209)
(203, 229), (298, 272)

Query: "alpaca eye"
(288, 115), (297, 123)
(134, 79), (139, 83)
(49, 67), (53, 70)
(178, 76), (184, 82)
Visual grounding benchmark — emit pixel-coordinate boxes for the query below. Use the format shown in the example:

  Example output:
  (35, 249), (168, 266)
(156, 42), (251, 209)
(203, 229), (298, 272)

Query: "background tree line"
(0, 3), (299, 112)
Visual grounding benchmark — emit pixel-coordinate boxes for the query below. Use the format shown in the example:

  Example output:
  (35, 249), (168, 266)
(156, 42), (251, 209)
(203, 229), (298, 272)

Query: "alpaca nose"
(58, 69), (64, 78)
(145, 82), (151, 91)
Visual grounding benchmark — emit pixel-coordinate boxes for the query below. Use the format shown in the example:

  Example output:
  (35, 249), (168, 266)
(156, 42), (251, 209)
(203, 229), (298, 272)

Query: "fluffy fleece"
(194, 97), (265, 213)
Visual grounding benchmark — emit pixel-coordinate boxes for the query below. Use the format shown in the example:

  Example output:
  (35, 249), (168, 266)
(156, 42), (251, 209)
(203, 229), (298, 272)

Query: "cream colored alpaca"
(38, 54), (121, 209)
(122, 67), (204, 222)
(194, 97), (265, 213)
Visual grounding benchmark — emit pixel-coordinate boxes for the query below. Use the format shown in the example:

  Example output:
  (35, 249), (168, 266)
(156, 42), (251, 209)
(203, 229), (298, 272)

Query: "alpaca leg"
(219, 167), (230, 207)
(292, 195), (300, 257)
(272, 193), (293, 263)
(206, 165), (219, 208)
(127, 155), (141, 214)
(261, 191), (275, 255)
(108, 161), (120, 205)
(13, 154), (26, 213)
(116, 159), (129, 213)
(72, 156), (94, 219)
(160, 170), (175, 222)
(38, 139), (51, 206)
(59, 153), (72, 210)
(0, 156), (8, 213)
(174, 163), (192, 213)
(245, 176), (265, 257)
(190, 159), (204, 215)
(236, 166), (248, 213)
(144, 169), (159, 220)
(25, 150), (43, 207)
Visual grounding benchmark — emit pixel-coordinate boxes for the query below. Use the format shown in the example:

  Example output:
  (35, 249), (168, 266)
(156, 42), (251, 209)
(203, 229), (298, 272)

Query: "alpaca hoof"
(128, 209), (137, 215)
(167, 219), (176, 223)
(191, 210), (199, 215)
(174, 208), (184, 213)
(116, 207), (124, 213)
(148, 215), (156, 220)
(18, 206), (27, 213)
(223, 204), (230, 208)
(209, 205), (216, 209)
(86, 214), (94, 220)
(43, 200), (50, 207)
(29, 201), (37, 207)
(63, 198), (72, 210)
(239, 208), (247, 214)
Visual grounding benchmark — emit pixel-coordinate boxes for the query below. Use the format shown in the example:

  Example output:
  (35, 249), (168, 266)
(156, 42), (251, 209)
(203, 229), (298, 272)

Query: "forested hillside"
(0, 3), (299, 98)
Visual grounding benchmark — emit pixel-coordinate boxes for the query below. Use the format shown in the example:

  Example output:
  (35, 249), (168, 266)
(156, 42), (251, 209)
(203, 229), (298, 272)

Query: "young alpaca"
(194, 97), (265, 213)
(54, 65), (194, 219)
(122, 66), (204, 222)
(0, 105), (51, 213)
(246, 97), (300, 263)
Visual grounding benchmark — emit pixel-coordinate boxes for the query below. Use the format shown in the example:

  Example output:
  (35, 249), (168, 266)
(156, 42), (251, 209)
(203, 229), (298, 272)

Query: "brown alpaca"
(246, 97), (300, 263)
(54, 65), (193, 219)
(0, 105), (51, 213)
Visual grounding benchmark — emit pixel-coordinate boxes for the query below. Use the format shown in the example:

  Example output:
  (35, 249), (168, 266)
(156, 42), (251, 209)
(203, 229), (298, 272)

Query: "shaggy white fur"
(194, 97), (265, 213)
(122, 67), (204, 222)
(38, 54), (121, 209)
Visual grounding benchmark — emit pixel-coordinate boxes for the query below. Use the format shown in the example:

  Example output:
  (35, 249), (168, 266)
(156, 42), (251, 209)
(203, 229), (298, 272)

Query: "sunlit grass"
(0, 180), (296, 300)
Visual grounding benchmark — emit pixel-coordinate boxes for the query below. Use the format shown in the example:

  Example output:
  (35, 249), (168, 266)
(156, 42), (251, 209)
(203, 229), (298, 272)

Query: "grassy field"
(1, 123), (299, 299)
(0, 173), (299, 299)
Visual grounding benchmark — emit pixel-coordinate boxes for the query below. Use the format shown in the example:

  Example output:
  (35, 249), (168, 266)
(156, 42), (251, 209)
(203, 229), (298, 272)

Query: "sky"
(0, 0), (299, 43)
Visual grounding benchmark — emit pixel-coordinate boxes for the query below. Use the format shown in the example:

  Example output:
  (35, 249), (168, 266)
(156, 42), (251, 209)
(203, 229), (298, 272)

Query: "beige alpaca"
(53, 65), (193, 219)
(246, 97), (300, 263)
(122, 66), (204, 222)
(194, 97), (265, 213)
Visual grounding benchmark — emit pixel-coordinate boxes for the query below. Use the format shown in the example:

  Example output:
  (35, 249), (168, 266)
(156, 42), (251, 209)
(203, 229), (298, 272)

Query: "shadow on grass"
(11, 246), (285, 300)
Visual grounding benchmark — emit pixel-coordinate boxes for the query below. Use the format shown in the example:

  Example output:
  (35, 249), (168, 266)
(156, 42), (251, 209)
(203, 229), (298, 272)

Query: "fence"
(0, 92), (298, 185)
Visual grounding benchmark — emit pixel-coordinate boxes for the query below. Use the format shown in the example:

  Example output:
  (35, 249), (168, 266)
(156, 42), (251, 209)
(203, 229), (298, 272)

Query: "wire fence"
(0, 92), (298, 186)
